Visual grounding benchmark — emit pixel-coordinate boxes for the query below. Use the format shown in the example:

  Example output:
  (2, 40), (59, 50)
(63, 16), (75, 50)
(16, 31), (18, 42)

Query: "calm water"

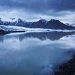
(0, 32), (75, 75)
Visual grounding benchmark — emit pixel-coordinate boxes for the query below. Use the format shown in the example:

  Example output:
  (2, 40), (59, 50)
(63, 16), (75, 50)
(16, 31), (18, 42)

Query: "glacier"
(0, 25), (75, 33)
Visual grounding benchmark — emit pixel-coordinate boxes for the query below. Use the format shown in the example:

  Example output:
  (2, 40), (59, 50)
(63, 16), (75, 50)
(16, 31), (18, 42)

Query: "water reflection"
(0, 32), (75, 75)
(0, 31), (75, 42)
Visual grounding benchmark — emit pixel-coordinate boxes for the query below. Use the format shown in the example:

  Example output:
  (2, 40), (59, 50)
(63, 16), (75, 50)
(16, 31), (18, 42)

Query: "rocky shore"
(54, 55), (75, 75)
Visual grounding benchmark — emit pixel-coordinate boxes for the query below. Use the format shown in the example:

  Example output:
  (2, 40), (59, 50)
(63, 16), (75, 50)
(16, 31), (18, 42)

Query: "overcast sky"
(0, 0), (75, 24)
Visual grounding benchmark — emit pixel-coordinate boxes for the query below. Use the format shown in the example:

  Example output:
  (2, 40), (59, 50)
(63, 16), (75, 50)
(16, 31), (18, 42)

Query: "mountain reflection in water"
(0, 31), (75, 75)
(0, 31), (75, 41)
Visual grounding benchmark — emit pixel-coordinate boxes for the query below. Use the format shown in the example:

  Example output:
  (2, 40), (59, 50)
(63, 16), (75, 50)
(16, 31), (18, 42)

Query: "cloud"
(0, 0), (75, 12)
(0, 0), (75, 23)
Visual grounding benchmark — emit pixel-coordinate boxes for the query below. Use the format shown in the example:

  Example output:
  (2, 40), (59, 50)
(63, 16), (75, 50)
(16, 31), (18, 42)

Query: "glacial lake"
(0, 31), (75, 75)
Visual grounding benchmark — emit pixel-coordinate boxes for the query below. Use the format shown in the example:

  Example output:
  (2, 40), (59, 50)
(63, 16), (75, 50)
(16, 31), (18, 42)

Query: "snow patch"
(0, 25), (75, 32)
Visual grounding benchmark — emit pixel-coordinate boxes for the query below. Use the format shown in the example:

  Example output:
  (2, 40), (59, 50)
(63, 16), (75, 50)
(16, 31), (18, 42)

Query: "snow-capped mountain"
(0, 18), (31, 27)
(45, 19), (75, 30)
(0, 18), (75, 30)
(0, 25), (26, 31)
(30, 19), (75, 30)
(1, 18), (18, 22)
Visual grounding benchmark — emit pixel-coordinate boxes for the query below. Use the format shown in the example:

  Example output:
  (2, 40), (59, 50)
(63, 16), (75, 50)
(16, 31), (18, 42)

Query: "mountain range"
(0, 18), (75, 30)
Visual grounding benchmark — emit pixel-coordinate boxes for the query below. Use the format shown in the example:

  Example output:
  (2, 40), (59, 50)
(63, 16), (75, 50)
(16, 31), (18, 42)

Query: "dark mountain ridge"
(0, 18), (75, 30)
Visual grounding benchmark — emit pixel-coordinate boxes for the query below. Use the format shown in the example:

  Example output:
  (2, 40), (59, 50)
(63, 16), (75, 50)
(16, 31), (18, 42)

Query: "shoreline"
(54, 55), (75, 75)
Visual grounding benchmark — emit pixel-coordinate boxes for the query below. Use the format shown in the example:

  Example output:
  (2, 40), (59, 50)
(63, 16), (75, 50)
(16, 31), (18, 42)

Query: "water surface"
(0, 32), (75, 75)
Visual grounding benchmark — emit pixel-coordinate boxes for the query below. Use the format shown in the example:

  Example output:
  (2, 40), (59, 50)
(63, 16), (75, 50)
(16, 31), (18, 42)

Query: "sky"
(0, 0), (75, 24)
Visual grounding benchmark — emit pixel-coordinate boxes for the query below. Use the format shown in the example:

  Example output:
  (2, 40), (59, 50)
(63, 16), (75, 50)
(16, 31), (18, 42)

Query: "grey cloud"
(0, 0), (75, 13)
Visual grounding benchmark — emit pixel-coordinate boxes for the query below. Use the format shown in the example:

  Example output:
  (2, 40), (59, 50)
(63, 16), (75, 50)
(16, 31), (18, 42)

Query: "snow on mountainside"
(0, 25), (26, 31)
(0, 18), (75, 30)
(1, 18), (18, 22)
(0, 25), (75, 33)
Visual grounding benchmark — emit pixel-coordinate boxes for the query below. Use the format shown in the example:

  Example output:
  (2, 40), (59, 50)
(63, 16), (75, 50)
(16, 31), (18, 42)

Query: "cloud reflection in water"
(0, 32), (74, 75)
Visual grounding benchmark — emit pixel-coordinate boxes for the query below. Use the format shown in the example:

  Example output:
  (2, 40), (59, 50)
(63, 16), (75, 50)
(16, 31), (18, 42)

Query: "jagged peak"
(38, 19), (47, 23)
(50, 19), (60, 22)
(17, 18), (27, 23)
(17, 18), (22, 21)
(48, 19), (65, 25)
